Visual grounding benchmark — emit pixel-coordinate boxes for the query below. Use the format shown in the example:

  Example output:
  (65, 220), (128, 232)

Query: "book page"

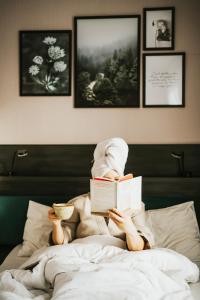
(90, 179), (116, 213)
(117, 176), (142, 211)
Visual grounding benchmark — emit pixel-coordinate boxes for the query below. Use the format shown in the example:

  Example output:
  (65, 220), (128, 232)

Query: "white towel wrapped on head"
(91, 137), (129, 178)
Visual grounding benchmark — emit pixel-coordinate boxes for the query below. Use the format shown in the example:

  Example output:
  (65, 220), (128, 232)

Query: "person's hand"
(48, 208), (61, 226)
(108, 208), (136, 235)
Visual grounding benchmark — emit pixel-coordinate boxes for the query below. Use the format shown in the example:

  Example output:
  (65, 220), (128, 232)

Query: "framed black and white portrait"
(20, 30), (72, 96)
(143, 7), (175, 50)
(143, 53), (185, 107)
(74, 15), (140, 108)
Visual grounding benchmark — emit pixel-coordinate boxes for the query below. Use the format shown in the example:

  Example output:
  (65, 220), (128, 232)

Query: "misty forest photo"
(74, 16), (140, 107)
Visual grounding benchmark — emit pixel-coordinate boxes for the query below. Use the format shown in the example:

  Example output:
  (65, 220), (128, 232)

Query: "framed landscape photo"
(74, 15), (140, 108)
(143, 53), (185, 107)
(143, 7), (175, 50)
(20, 30), (72, 96)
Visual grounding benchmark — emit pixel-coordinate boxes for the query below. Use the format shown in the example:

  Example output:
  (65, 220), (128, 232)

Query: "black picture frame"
(20, 30), (72, 96)
(74, 15), (140, 108)
(143, 7), (175, 50)
(143, 53), (185, 107)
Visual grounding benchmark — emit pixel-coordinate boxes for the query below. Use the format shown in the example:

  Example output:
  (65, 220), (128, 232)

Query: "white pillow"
(146, 201), (200, 263)
(18, 201), (52, 257)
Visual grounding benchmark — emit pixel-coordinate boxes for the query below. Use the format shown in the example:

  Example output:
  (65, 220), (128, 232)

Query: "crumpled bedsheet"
(0, 243), (199, 300)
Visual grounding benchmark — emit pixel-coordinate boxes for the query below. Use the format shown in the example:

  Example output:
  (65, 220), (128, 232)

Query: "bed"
(0, 144), (200, 299)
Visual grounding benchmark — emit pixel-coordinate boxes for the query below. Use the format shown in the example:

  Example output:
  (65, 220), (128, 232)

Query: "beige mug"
(53, 203), (74, 220)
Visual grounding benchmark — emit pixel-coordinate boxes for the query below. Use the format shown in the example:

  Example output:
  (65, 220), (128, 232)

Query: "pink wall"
(0, 0), (199, 144)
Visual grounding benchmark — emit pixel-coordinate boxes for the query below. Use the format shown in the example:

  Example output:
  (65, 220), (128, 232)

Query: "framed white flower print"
(20, 30), (72, 96)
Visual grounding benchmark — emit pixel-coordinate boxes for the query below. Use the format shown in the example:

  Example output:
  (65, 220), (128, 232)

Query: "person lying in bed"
(48, 138), (155, 251)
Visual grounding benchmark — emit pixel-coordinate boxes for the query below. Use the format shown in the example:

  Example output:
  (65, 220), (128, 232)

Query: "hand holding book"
(108, 207), (136, 235)
(108, 207), (146, 251)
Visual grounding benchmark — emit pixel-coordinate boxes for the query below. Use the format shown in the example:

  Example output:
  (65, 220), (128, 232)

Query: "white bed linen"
(0, 243), (199, 300)
(190, 281), (200, 299)
(0, 245), (27, 273)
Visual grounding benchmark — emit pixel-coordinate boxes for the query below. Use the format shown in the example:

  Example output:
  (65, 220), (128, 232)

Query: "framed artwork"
(143, 53), (185, 107)
(74, 15), (140, 108)
(20, 30), (72, 96)
(143, 7), (175, 50)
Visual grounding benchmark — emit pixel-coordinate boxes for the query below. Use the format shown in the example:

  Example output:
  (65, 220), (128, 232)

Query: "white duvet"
(0, 241), (199, 300)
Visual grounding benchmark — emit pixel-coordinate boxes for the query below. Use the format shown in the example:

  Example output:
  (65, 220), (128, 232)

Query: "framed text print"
(143, 7), (175, 50)
(20, 30), (72, 96)
(143, 53), (185, 107)
(74, 15), (140, 107)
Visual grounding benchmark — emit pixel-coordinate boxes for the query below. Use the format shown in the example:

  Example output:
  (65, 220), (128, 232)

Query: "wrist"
(124, 222), (137, 236)
(52, 220), (62, 227)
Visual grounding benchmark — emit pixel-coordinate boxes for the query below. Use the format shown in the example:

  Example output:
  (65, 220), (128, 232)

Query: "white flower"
(29, 65), (40, 75)
(48, 46), (65, 60)
(54, 77), (59, 82)
(43, 36), (56, 45)
(47, 85), (56, 91)
(33, 56), (43, 65)
(54, 61), (67, 72)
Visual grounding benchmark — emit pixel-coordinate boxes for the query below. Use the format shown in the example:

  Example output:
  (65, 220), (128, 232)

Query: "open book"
(90, 174), (142, 215)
